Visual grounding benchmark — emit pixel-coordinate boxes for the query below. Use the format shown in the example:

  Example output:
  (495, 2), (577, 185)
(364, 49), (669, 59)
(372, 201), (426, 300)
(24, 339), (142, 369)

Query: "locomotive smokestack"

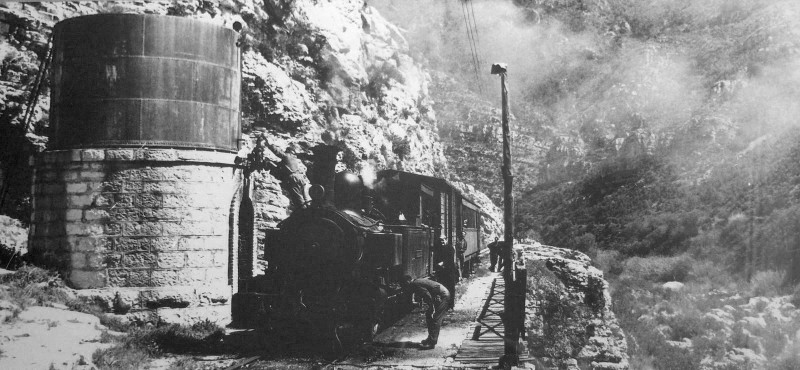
(310, 144), (341, 206)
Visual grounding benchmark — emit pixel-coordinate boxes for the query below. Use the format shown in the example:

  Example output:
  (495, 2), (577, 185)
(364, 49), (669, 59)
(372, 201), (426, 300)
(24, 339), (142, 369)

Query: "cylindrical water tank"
(50, 14), (241, 151)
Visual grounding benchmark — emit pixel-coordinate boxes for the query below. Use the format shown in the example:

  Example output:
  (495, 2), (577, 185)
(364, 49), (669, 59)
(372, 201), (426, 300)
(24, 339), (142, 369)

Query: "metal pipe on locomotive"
(232, 144), (485, 349)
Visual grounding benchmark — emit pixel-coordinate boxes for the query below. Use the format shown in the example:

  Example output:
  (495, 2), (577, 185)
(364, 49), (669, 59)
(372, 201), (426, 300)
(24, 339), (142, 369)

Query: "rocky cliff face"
(522, 242), (629, 370)
(239, 0), (454, 231)
(429, 71), (545, 206)
(0, 1), (503, 235)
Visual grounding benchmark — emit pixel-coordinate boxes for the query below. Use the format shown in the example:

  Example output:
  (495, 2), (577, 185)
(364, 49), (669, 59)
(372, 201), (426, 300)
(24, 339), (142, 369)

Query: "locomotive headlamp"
(309, 184), (325, 201)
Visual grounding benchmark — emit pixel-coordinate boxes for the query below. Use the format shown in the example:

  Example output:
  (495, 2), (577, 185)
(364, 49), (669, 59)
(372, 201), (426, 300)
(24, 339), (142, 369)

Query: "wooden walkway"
(453, 274), (530, 366)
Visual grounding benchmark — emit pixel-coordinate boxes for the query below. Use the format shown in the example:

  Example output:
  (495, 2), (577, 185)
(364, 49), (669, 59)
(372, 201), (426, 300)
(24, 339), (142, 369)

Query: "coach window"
(419, 185), (435, 226)
(463, 206), (477, 229)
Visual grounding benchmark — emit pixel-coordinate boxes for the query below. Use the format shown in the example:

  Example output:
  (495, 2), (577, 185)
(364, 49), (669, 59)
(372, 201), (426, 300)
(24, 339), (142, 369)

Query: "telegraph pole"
(491, 63), (519, 367)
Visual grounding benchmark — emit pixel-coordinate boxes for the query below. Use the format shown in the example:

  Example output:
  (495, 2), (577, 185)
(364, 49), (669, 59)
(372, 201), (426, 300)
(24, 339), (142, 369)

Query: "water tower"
(29, 14), (245, 323)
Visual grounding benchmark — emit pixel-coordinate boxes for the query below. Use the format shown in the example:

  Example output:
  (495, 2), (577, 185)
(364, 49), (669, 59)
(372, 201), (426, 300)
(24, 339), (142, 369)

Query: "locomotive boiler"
(232, 144), (485, 349)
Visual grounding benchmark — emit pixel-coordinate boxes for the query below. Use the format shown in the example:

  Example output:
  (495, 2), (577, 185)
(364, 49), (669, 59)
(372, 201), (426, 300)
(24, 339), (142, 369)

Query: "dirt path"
(0, 305), (113, 369)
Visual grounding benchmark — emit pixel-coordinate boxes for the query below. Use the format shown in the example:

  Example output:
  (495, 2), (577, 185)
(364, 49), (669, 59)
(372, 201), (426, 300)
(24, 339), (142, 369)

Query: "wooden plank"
(457, 275), (532, 366)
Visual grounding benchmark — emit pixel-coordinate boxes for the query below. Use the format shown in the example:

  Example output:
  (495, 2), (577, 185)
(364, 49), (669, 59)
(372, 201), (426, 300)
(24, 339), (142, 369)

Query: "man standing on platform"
(402, 276), (451, 349)
(436, 237), (459, 309)
(487, 237), (504, 272)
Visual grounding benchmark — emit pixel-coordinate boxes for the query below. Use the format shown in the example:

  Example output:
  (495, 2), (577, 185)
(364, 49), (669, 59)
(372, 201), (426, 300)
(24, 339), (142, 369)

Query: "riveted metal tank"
(50, 14), (241, 152)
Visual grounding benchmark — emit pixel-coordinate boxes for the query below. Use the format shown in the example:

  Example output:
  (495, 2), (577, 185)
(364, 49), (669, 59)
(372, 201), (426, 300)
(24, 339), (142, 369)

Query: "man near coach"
(402, 275), (451, 349)
(436, 237), (459, 309)
(487, 237), (504, 272)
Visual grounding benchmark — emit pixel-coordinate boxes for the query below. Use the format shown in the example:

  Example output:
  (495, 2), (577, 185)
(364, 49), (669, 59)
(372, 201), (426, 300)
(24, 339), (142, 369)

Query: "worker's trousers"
(425, 294), (451, 344)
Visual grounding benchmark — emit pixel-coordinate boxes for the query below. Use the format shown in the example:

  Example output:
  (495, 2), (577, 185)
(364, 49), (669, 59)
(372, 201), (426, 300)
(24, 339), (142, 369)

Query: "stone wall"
(29, 148), (239, 320)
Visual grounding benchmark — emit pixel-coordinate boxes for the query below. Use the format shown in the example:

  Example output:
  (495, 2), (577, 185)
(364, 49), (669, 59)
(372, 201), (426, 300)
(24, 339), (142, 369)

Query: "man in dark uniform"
(402, 275), (451, 349)
(249, 134), (309, 210)
(455, 231), (467, 279)
(487, 237), (504, 272)
(435, 237), (458, 309)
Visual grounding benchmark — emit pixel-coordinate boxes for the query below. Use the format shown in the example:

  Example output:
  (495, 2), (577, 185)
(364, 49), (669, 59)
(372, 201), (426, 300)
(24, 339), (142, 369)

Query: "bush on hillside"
(0, 265), (71, 310)
(593, 249), (623, 276)
(791, 284), (800, 308)
(748, 270), (783, 298)
(0, 242), (25, 270)
(622, 254), (694, 283)
(770, 341), (800, 370)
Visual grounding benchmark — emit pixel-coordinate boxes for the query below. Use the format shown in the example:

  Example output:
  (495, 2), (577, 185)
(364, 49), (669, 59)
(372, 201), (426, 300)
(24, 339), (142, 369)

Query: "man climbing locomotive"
(247, 133), (309, 210)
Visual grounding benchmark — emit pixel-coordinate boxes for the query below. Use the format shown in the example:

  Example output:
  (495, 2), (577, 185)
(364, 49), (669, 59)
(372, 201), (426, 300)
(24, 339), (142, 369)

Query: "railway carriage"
(372, 170), (485, 276)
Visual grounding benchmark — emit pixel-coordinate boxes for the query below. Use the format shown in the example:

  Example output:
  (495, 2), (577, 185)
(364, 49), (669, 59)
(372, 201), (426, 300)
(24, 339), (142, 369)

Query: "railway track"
(226, 271), (502, 369)
(224, 261), (527, 369)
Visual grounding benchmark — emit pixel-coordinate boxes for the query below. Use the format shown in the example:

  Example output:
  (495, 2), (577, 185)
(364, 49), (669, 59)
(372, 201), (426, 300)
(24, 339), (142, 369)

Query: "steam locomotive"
(232, 145), (486, 348)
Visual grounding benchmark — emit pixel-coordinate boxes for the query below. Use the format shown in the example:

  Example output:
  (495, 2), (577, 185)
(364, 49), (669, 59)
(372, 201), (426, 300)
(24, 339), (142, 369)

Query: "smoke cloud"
(371, 0), (800, 180)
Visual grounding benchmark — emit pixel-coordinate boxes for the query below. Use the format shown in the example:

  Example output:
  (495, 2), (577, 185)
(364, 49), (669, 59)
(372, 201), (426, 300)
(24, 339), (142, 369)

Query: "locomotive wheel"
(363, 303), (385, 341)
(351, 284), (387, 343)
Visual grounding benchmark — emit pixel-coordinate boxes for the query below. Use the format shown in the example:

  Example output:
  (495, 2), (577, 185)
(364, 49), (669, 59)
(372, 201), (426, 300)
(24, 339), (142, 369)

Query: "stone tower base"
(30, 148), (242, 324)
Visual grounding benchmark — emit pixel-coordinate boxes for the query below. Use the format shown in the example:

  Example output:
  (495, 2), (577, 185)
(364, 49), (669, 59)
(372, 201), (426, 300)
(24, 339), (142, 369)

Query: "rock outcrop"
(0, 215), (27, 255)
(521, 242), (629, 370)
(240, 0), (457, 231)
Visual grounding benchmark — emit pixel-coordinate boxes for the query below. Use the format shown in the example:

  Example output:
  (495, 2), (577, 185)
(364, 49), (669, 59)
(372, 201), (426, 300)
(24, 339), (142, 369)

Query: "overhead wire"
(467, 0), (485, 69)
(459, 0), (483, 94)
(467, 0), (486, 92)
(460, 0), (480, 80)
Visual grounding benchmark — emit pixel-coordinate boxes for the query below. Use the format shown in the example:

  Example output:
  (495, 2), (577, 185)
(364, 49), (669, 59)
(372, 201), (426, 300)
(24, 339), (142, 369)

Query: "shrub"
(622, 314), (701, 370)
(64, 300), (132, 332)
(621, 254), (694, 282)
(594, 249), (623, 276)
(791, 283), (800, 308)
(0, 264), (56, 286)
(572, 232), (598, 256)
(92, 340), (152, 370)
(664, 310), (705, 341)
(770, 341), (800, 370)
(93, 320), (225, 370)
(687, 259), (737, 288)
(0, 242), (24, 270)
(0, 265), (70, 310)
(137, 320), (225, 354)
(747, 270), (784, 298)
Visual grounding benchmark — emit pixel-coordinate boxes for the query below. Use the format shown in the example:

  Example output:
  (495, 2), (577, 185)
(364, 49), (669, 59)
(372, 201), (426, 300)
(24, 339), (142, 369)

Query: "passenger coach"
(372, 170), (485, 275)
